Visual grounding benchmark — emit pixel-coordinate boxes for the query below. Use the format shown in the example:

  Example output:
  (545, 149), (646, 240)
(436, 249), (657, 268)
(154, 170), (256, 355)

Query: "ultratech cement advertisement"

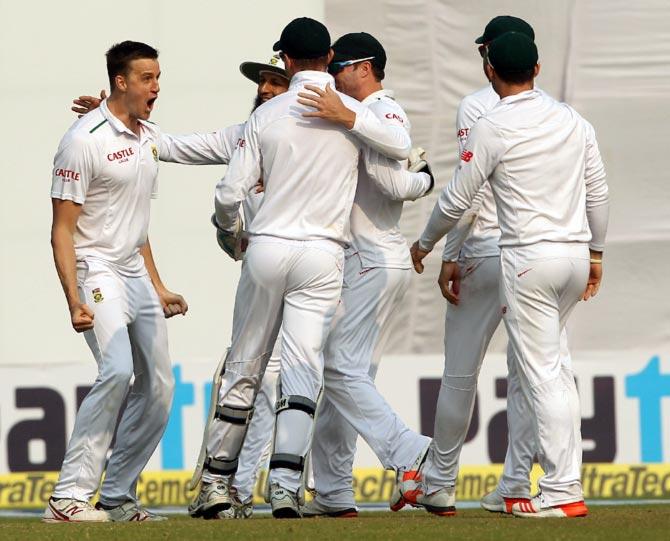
(1, 352), (669, 508)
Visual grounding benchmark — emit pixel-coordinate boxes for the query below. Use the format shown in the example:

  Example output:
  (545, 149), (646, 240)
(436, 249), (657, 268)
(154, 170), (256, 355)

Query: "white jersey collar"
(100, 99), (153, 138)
(499, 88), (540, 105)
(289, 70), (336, 90)
(361, 88), (394, 105)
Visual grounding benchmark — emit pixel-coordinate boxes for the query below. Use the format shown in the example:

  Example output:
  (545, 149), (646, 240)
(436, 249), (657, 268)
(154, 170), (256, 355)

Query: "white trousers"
(231, 353), (280, 502)
(500, 242), (588, 505)
(205, 236), (343, 493)
(423, 256), (575, 498)
(311, 253), (431, 508)
(53, 260), (174, 506)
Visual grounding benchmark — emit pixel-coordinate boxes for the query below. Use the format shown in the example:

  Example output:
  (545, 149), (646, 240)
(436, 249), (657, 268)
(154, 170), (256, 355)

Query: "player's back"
(481, 89), (592, 247)
(247, 70), (363, 244)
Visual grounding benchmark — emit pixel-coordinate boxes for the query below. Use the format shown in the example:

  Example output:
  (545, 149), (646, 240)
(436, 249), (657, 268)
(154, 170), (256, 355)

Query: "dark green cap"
(475, 15), (535, 44)
(488, 32), (538, 72)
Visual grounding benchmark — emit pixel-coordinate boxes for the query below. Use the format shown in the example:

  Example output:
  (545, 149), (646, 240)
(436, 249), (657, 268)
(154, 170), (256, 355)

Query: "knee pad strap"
(215, 404), (254, 425)
(204, 456), (239, 476)
(275, 395), (317, 416)
(269, 453), (305, 472)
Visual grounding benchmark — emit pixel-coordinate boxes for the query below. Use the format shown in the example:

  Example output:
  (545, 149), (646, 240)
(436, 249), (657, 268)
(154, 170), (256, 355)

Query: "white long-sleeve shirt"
(156, 100), (428, 241)
(443, 84), (501, 261)
(157, 122), (264, 225)
(420, 89), (609, 252)
(214, 70), (427, 244)
(351, 89), (431, 268)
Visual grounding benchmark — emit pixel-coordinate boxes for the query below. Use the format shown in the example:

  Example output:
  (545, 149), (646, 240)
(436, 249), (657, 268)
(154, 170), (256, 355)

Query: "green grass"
(1, 506), (669, 541)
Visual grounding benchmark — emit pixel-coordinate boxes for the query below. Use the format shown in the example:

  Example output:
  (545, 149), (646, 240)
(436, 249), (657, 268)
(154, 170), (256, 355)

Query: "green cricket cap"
(475, 15), (535, 44)
(487, 31), (538, 72)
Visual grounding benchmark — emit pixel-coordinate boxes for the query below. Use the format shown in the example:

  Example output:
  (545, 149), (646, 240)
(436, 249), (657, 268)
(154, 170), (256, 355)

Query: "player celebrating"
(199, 17), (433, 519)
(406, 32), (609, 518)
(295, 32), (434, 518)
(72, 56), (290, 520)
(45, 41), (187, 523)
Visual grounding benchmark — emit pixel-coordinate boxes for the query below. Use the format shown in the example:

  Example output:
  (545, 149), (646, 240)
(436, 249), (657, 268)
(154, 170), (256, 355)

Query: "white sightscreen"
(325, 0), (670, 356)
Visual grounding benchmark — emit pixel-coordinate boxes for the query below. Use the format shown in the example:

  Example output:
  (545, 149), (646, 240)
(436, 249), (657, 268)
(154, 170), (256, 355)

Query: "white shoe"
(302, 499), (358, 518)
(188, 481), (232, 519)
(43, 498), (109, 523)
(97, 501), (167, 522)
(401, 485), (456, 516)
(512, 494), (588, 518)
(269, 483), (301, 519)
(390, 442), (430, 512)
(217, 496), (253, 519)
(481, 490), (531, 514)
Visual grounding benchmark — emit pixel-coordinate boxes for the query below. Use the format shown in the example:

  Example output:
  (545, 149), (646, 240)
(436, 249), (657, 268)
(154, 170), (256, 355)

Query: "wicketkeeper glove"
(408, 147), (435, 195)
(211, 214), (244, 261)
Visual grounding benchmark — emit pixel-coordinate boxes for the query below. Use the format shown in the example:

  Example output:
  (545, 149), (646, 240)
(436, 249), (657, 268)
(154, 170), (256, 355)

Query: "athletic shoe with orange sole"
(389, 443), (431, 512)
(481, 490), (530, 514)
(401, 486), (457, 516)
(512, 495), (588, 518)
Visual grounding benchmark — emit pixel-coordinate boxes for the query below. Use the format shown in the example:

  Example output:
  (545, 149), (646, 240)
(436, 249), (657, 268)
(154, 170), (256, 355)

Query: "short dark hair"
(371, 65), (385, 82)
(494, 67), (535, 85)
(353, 62), (385, 82)
(106, 40), (159, 90)
(289, 54), (330, 73)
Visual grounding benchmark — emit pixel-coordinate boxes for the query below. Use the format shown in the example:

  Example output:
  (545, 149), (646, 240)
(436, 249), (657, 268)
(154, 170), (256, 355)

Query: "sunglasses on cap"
(328, 56), (375, 75)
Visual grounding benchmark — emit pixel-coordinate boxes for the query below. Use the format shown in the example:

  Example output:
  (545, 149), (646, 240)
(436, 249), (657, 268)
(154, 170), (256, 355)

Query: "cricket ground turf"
(1, 504), (668, 541)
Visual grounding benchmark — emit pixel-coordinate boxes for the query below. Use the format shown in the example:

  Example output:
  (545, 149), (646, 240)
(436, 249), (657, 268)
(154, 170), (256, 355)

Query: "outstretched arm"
(159, 124), (244, 166)
(411, 119), (504, 273)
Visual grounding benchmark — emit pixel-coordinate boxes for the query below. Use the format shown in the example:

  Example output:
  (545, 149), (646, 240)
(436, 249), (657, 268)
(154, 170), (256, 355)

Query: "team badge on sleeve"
(460, 150), (474, 162)
(151, 145), (159, 162)
(92, 288), (104, 303)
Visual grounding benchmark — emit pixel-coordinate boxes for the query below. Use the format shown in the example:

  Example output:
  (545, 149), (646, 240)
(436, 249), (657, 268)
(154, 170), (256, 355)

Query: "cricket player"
(72, 57), (291, 519)
(199, 17), (433, 519)
(404, 32), (609, 518)
(414, 16), (544, 516)
(420, 16), (581, 516)
(45, 41), (187, 523)
(295, 32), (434, 518)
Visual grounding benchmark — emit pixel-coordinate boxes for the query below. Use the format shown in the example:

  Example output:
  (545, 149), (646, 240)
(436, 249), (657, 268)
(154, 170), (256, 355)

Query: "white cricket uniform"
(419, 89), (609, 505)
(423, 84), (536, 497)
(158, 122), (280, 500)
(210, 70), (422, 493)
(311, 90), (432, 509)
(50, 99), (174, 506)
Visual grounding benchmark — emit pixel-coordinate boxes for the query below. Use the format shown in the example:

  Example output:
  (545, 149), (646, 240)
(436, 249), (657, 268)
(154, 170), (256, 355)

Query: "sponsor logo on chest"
(107, 147), (135, 163)
(385, 113), (404, 123)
